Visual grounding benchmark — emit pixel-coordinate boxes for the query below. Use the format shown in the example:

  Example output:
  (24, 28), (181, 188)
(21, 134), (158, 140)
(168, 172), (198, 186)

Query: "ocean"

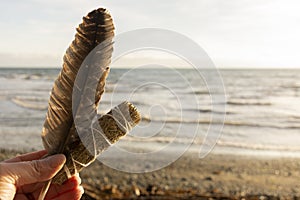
(0, 67), (300, 158)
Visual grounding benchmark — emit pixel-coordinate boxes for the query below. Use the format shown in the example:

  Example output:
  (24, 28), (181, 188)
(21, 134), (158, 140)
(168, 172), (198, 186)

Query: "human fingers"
(42, 175), (82, 199)
(49, 185), (84, 200)
(4, 150), (48, 163)
(17, 174), (81, 196)
(6, 154), (65, 186)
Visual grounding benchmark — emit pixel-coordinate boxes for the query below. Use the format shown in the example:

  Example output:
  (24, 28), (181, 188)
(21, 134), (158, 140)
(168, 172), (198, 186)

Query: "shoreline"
(1, 148), (300, 199)
(2, 140), (300, 161)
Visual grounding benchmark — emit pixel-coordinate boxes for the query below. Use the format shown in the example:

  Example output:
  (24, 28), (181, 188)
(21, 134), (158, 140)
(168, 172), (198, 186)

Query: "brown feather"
(42, 8), (114, 154)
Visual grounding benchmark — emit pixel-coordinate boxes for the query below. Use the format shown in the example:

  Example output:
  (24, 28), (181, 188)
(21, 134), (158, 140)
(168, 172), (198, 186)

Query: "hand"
(0, 150), (84, 200)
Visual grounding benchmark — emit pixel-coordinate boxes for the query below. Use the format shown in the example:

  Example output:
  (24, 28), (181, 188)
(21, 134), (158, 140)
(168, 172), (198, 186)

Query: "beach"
(76, 153), (300, 199)
(1, 68), (300, 199)
(1, 148), (300, 199)
(2, 0), (300, 199)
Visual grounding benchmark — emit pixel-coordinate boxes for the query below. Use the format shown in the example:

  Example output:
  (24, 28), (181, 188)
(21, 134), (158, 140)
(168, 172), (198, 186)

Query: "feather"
(38, 8), (141, 200)
(42, 8), (114, 155)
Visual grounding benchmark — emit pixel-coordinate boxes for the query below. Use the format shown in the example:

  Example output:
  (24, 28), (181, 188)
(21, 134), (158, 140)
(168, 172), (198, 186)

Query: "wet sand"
(1, 148), (299, 199)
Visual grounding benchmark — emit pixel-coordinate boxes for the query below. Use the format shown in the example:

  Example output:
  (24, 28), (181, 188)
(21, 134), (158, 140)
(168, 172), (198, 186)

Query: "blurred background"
(0, 1), (300, 199)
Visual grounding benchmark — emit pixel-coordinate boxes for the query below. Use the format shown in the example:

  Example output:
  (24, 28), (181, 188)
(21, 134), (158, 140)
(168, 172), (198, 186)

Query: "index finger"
(4, 150), (48, 163)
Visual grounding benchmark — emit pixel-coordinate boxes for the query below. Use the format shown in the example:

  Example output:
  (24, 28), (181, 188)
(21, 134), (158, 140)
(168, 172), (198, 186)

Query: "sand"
(1, 148), (300, 199)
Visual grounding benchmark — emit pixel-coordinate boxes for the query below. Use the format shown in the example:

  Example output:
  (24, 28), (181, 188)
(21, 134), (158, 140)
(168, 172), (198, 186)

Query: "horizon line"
(0, 65), (300, 70)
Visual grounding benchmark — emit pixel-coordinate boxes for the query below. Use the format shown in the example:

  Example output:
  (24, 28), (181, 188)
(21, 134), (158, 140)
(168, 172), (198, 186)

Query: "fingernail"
(79, 186), (84, 194)
(74, 173), (82, 185)
(67, 174), (81, 185)
(46, 154), (66, 168)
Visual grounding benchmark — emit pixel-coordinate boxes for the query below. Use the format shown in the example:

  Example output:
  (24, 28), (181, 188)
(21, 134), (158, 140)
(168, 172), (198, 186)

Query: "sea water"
(0, 67), (300, 158)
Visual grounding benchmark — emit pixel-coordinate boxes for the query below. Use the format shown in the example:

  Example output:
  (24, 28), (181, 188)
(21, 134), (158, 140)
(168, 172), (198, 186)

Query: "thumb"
(9, 154), (66, 186)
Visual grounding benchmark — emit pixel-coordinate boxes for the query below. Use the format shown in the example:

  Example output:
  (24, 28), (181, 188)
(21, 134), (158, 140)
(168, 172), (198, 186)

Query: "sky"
(0, 0), (300, 68)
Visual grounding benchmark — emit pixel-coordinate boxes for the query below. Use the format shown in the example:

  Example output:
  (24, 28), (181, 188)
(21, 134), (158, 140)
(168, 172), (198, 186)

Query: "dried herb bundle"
(38, 8), (140, 200)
